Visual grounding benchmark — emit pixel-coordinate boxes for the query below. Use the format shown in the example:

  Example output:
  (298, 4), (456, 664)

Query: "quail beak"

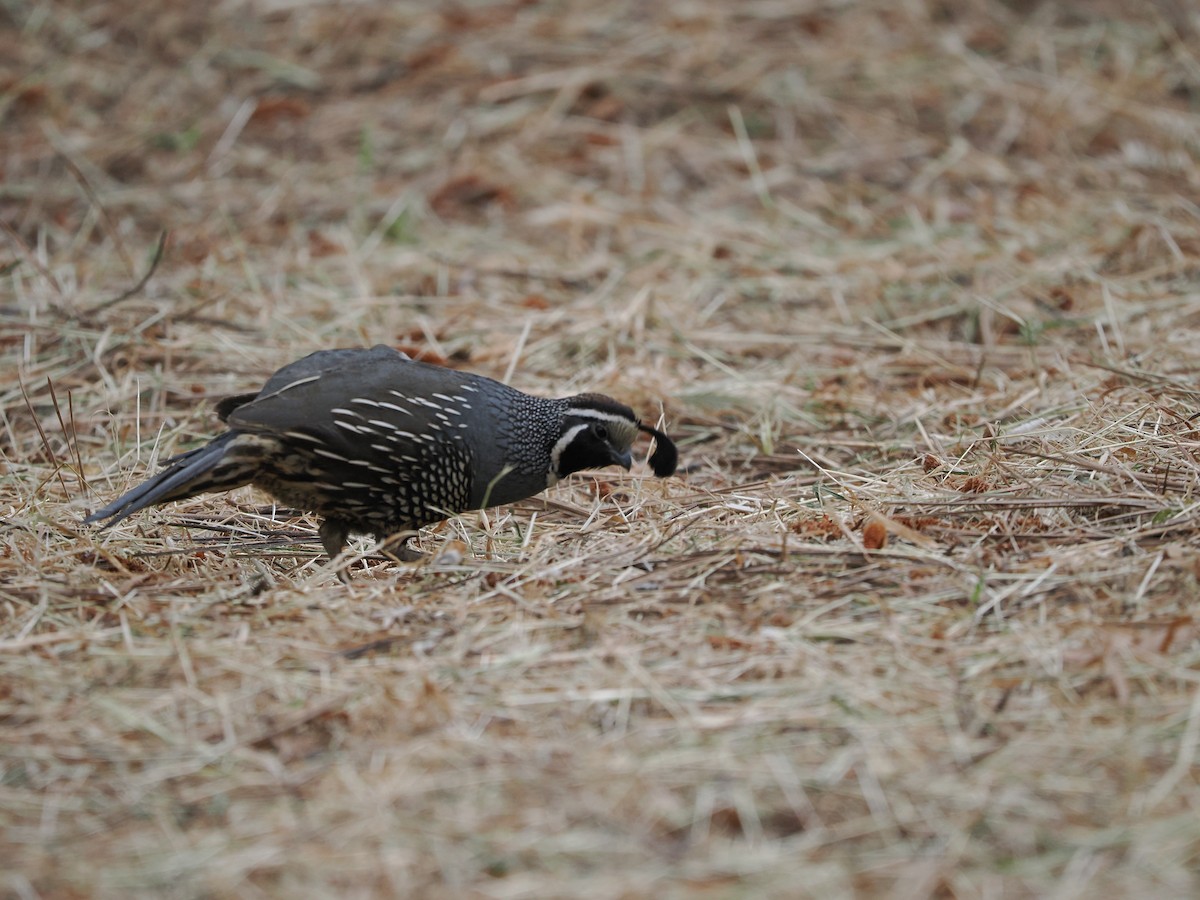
(610, 448), (634, 471)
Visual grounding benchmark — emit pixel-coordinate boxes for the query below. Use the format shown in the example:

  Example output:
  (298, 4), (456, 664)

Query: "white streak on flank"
(330, 407), (364, 418)
(334, 420), (363, 433)
(549, 423), (589, 477)
(314, 448), (350, 462)
(257, 374), (320, 403)
(432, 393), (457, 403)
(378, 401), (411, 415)
(283, 431), (322, 443)
(369, 419), (398, 431)
(351, 397), (381, 408)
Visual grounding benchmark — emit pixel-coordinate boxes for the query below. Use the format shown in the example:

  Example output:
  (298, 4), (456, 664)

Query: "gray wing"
(220, 345), (411, 428)
(225, 345), (484, 448)
(225, 345), (484, 521)
(256, 345), (409, 397)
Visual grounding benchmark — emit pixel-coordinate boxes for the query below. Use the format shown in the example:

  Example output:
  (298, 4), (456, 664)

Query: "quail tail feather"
(85, 432), (251, 528)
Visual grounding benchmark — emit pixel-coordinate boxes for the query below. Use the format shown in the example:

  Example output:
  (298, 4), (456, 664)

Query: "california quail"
(86, 345), (677, 573)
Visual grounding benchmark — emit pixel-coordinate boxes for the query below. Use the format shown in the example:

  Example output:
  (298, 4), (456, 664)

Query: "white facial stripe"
(564, 408), (636, 425)
(549, 423), (590, 476)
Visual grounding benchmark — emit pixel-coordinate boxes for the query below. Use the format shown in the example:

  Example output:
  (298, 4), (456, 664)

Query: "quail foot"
(86, 345), (677, 577)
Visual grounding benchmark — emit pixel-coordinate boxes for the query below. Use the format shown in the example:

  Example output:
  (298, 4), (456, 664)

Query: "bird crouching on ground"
(85, 345), (678, 578)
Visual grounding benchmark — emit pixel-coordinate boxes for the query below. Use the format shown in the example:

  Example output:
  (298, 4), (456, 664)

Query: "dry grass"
(4, 0), (1200, 896)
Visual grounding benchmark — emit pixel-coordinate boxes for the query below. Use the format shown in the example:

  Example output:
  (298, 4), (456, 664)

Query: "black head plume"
(638, 423), (677, 477)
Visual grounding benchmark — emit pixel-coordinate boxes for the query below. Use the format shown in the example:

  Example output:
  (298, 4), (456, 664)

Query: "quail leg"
(377, 530), (424, 563)
(319, 519), (353, 583)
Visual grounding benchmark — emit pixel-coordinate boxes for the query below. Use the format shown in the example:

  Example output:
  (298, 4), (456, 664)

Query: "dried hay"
(3, 1), (1200, 896)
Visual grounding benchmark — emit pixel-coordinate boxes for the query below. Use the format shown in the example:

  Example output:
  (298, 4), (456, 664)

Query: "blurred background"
(4, 2), (1200, 897)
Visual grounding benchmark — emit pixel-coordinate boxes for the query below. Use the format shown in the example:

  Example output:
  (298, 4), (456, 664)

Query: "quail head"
(86, 345), (677, 574)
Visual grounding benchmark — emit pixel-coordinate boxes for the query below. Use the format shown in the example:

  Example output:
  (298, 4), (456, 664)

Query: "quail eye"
(591, 423), (609, 440)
